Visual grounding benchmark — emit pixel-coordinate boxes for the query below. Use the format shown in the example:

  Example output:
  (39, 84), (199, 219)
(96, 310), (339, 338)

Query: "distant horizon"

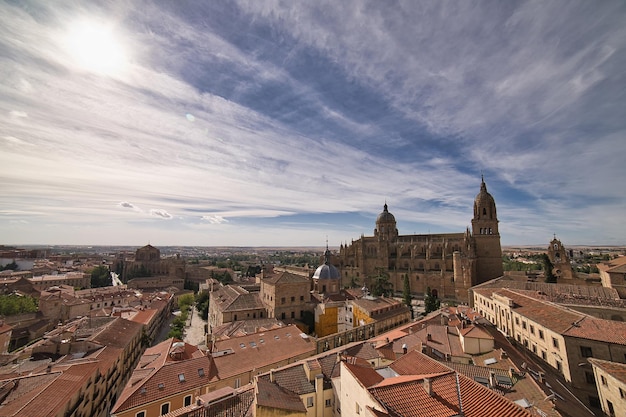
(2, 2), (625, 247)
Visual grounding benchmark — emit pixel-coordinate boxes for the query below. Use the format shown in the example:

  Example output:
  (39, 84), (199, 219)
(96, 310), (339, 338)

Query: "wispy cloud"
(0, 1), (624, 246)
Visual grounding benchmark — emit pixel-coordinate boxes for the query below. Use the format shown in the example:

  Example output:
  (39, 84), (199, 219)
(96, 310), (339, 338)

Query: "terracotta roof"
(212, 325), (315, 380)
(266, 364), (315, 395)
(112, 339), (216, 414)
(211, 285), (265, 312)
(482, 288), (626, 344)
(343, 361), (384, 388)
(460, 325), (493, 339)
(564, 316), (626, 345)
(263, 271), (311, 285)
(369, 369), (531, 417)
(477, 288), (585, 333)
(255, 377), (307, 412)
(589, 358), (626, 385)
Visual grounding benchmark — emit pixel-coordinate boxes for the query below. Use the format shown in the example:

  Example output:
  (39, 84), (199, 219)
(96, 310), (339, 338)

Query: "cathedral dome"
(313, 248), (340, 280)
(376, 203), (396, 224)
(313, 263), (340, 280)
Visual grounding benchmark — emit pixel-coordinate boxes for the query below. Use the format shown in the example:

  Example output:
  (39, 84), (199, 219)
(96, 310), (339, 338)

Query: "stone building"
(115, 244), (186, 282)
(338, 178), (503, 302)
(589, 358), (626, 416)
(472, 287), (626, 409)
(547, 237), (575, 280)
(598, 256), (626, 299)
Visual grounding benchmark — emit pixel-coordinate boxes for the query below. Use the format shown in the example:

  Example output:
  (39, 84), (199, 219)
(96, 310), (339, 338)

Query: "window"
(539, 329), (544, 340)
(184, 395), (192, 407)
(291, 296), (295, 302)
(235, 378), (241, 388)
(178, 373), (185, 382)
(281, 297), (285, 304)
(515, 317), (519, 325)
(541, 351), (547, 360)
(552, 337), (559, 349)
(300, 295), (304, 301)
(291, 311), (295, 318)
(620, 388), (625, 399)
(522, 321), (527, 330)
(607, 400), (614, 416)
(136, 412), (146, 417)
(325, 399), (332, 407)
(580, 346), (593, 358)
(585, 371), (595, 384)
(556, 361), (562, 373)
(307, 397), (314, 407)
(161, 403), (170, 415)
(601, 375), (608, 386)
(530, 325), (535, 334)
(356, 403), (361, 414)
(198, 368), (205, 377)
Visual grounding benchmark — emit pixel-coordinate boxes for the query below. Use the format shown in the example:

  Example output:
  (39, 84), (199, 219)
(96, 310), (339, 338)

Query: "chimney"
(423, 377), (433, 396)
(402, 344), (408, 354)
(427, 333), (432, 341)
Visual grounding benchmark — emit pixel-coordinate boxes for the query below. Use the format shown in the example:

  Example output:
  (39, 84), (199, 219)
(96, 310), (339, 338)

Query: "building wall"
(591, 362), (626, 417)
(315, 304), (339, 337)
(339, 362), (381, 417)
(256, 405), (306, 417)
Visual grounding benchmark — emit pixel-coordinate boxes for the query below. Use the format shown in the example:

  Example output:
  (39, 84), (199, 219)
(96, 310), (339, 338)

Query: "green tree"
(195, 291), (210, 321)
(0, 294), (38, 315)
(402, 275), (412, 307)
(90, 265), (111, 288)
(1, 261), (18, 271)
(370, 268), (393, 297)
(542, 254), (557, 283)
(424, 287), (440, 314)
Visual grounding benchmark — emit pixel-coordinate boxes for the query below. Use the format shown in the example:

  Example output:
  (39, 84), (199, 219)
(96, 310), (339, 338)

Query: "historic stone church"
(336, 178), (503, 302)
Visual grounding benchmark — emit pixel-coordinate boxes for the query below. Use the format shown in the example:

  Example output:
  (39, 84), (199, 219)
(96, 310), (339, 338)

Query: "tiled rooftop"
(589, 358), (626, 385)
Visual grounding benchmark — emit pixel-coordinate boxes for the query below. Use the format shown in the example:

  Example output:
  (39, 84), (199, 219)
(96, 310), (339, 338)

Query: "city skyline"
(2, 1), (625, 247)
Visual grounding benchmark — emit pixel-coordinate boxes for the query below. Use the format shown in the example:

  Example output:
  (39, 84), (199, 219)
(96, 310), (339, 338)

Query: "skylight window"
(198, 368), (205, 377)
(250, 341), (257, 348)
(158, 383), (165, 389)
(240, 343), (246, 349)
(178, 373), (185, 382)
(259, 339), (265, 344)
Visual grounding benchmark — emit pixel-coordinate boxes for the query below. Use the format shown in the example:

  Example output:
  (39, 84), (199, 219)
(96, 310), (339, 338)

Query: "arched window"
(483, 208), (487, 216)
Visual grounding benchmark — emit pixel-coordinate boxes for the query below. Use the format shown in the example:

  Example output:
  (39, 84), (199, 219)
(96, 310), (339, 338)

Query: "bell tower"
(471, 177), (503, 284)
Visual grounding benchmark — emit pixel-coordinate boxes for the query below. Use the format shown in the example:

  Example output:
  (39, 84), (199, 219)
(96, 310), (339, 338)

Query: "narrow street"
(183, 306), (207, 348)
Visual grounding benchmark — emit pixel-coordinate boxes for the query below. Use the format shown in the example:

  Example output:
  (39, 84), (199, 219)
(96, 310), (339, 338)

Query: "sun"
(62, 20), (129, 76)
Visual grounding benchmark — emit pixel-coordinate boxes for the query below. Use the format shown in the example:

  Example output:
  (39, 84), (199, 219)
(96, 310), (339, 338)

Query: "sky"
(1, 1), (625, 248)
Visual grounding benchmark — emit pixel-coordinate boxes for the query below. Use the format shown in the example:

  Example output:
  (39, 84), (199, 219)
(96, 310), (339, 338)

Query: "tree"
(402, 275), (412, 307)
(90, 265), (111, 288)
(0, 294), (38, 315)
(370, 268), (393, 297)
(542, 254), (557, 283)
(424, 287), (440, 314)
(1, 261), (18, 271)
(195, 291), (210, 321)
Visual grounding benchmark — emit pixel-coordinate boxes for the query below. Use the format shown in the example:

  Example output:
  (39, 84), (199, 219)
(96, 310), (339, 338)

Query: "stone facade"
(338, 179), (503, 302)
(548, 237), (575, 280)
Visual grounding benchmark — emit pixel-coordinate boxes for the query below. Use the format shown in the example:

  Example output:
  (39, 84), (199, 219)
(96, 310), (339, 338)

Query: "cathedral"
(336, 178), (503, 303)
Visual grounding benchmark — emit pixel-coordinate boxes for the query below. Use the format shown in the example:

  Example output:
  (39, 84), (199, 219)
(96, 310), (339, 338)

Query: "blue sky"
(1, 1), (625, 247)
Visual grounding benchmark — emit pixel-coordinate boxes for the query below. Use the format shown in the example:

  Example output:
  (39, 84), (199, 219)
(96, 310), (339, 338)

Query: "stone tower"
(548, 237), (574, 279)
(471, 177), (503, 284)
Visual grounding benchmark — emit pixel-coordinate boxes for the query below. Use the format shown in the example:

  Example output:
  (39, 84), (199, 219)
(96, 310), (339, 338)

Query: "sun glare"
(62, 20), (129, 76)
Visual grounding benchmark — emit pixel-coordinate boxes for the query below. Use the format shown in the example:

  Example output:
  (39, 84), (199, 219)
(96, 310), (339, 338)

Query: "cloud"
(149, 209), (173, 219)
(201, 215), (229, 224)
(0, 1), (624, 246)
